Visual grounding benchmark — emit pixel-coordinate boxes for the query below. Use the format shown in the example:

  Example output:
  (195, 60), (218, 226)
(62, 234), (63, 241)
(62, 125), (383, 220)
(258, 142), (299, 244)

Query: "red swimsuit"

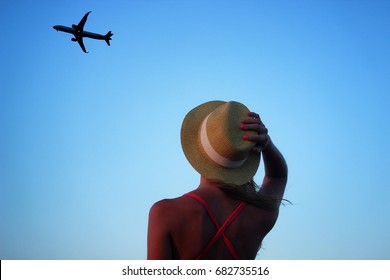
(183, 192), (247, 260)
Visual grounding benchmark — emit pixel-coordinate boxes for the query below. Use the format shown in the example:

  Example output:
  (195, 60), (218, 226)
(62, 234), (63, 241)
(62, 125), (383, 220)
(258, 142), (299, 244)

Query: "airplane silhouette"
(53, 11), (113, 53)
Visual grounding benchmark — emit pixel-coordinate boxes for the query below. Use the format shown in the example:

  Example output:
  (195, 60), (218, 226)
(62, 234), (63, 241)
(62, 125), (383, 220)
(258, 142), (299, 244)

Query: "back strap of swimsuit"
(183, 192), (246, 259)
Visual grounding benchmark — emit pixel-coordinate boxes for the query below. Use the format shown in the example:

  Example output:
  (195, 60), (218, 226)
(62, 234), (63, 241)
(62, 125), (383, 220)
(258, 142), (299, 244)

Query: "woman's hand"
(241, 111), (288, 198)
(240, 112), (270, 152)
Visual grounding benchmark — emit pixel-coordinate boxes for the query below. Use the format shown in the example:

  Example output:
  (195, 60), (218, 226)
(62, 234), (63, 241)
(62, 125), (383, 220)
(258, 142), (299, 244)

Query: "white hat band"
(200, 114), (247, 169)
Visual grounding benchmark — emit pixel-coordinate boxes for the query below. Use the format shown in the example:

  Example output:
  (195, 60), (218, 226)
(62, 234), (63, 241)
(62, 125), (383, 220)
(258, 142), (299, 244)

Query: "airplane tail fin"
(104, 31), (113, 46)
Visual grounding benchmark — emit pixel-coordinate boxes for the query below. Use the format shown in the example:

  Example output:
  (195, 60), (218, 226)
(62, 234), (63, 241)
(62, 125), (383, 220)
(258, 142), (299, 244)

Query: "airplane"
(53, 11), (113, 53)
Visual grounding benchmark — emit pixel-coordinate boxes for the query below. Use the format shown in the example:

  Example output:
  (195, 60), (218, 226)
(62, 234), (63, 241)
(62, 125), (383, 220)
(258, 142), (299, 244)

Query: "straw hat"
(181, 101), (260, 185)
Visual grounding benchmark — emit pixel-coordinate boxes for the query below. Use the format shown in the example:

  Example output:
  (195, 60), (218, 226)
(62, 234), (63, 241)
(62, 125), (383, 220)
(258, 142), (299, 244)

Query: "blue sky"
(1, 0), (389, 259)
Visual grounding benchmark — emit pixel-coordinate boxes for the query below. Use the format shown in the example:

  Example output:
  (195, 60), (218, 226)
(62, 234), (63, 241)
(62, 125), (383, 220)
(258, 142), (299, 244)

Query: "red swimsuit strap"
(184, 192), (247, 260)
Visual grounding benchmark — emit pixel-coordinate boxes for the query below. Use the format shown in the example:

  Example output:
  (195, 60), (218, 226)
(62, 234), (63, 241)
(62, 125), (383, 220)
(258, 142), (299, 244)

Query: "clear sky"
(1, 0), (389, 260)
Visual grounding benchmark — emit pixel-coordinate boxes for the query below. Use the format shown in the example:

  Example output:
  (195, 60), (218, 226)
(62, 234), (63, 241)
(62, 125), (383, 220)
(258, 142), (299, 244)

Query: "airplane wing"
(77, 11), (91, 31)
(77, 38), (88, 53)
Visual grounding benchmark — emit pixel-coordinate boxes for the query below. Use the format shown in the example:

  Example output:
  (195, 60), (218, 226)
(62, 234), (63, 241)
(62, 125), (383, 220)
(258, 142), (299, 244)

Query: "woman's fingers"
(247, 112), (260, 119)
(241, 112), (269, 152)
(241, 112), (268, 134)
(240, 123), (268, 134)
(242, 134), (270, 153)
(242, 134), (268, 143)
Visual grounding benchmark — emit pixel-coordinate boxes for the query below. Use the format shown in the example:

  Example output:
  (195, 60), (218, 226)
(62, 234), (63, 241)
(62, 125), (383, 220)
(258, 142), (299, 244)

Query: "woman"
(147, 101), (288, 259)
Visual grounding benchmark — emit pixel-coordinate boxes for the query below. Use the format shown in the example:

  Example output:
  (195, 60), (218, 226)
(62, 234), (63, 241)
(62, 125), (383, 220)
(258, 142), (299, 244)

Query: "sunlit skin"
(147, 112), (288, 260)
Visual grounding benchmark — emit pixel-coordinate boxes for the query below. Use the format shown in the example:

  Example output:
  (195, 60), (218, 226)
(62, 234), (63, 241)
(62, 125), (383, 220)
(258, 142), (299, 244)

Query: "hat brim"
(181, 101), (260, 186)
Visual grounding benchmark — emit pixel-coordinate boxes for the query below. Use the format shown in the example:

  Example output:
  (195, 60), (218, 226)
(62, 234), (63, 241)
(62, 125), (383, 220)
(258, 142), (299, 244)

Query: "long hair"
(215, 179), (286, 212)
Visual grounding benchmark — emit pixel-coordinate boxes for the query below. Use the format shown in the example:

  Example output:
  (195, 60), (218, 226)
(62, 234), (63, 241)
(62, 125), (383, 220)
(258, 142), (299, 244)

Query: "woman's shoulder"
(150, 194), (198, 215)
(150, 198), (176, 215)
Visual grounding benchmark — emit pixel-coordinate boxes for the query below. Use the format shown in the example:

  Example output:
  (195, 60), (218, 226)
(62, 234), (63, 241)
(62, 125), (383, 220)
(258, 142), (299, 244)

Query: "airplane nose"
(53, 25), (58, 31)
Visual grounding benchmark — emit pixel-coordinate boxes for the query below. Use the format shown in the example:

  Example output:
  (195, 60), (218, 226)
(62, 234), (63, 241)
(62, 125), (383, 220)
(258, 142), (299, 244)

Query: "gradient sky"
(1, 0), (389, 260)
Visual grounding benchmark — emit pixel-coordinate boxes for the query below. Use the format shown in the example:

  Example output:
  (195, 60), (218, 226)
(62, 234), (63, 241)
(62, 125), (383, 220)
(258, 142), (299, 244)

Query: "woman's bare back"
(148, 185), (279, 260)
